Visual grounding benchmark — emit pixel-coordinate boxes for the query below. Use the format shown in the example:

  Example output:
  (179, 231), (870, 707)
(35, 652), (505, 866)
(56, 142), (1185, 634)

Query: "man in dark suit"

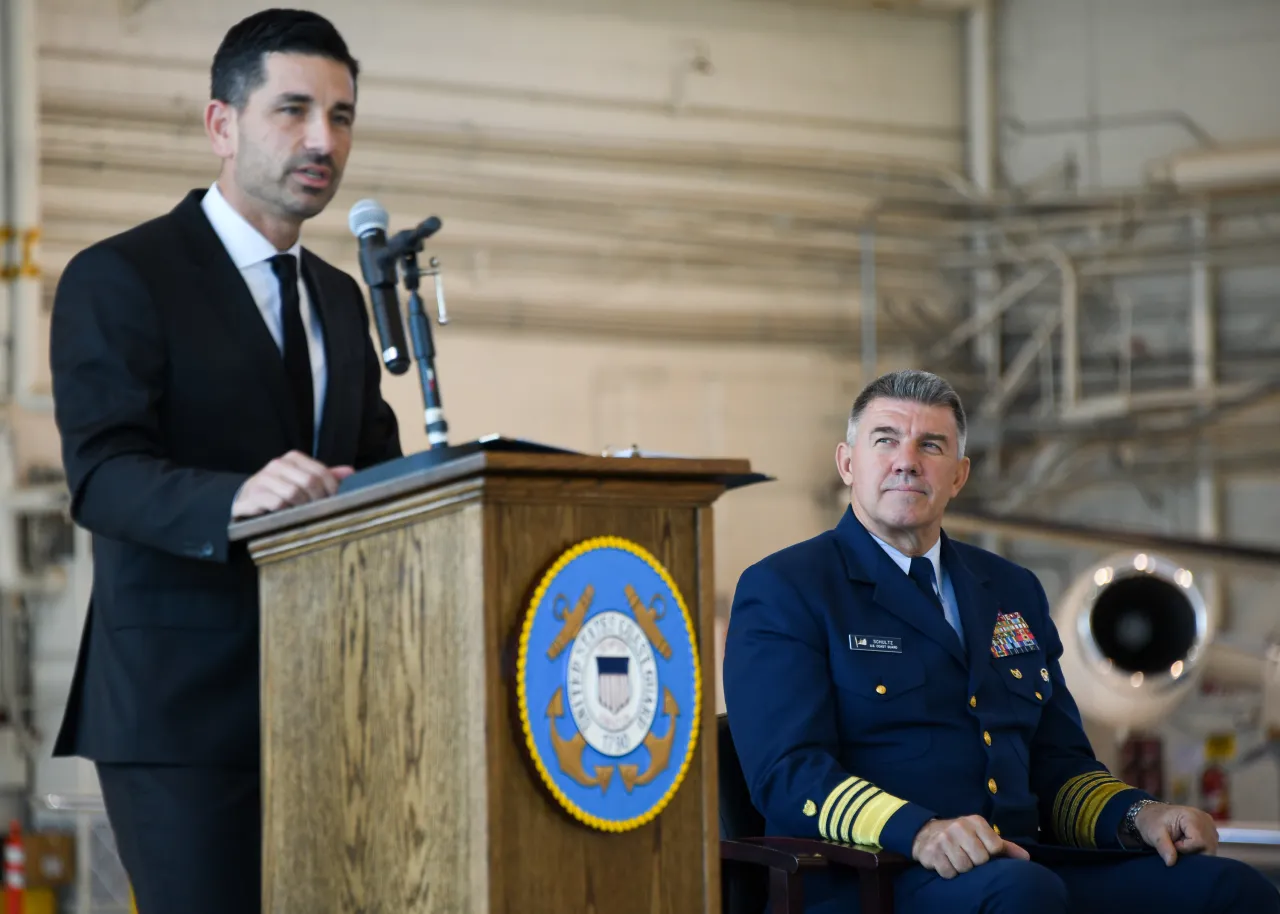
(48, 9), (401, 912)
(723, 369), (1279, 913)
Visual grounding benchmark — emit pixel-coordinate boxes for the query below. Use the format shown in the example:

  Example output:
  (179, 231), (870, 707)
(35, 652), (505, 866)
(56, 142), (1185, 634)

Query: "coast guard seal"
(516, 536), (702, 832)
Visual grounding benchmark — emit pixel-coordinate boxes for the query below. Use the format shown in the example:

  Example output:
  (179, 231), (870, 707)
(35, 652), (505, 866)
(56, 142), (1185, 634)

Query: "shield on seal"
(596, 655), (631, 714)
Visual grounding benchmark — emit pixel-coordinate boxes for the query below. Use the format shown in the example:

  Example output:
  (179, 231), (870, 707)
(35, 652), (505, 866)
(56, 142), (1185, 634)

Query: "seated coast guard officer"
(723, 369), (1280, 914)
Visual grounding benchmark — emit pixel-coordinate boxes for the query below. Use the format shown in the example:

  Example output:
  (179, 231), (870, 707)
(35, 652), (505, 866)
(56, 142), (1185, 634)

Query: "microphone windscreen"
(348, 198), (389, 237)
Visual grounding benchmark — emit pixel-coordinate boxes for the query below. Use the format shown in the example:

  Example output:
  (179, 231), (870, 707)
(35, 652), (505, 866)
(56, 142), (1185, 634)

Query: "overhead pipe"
(1, 0), (50, 414)
(926, 191), (1280, 240)
(963, 0), (1004, 529)
(1149, 143), (1280, 192)
(861, 225), (878, 385)
(938, 232), (1280, 274)
(944, 510), (1280, 577)
(0, 0), (12, 407)
(965, 0), (997, 192)
(1187, 208), (1224, 629)
(0, 0), (68, 593)
(1003, 109), (1216, 151)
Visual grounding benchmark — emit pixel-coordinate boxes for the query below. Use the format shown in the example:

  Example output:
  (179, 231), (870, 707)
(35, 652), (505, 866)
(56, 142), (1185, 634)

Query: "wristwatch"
(1123, 798), (1161, 844)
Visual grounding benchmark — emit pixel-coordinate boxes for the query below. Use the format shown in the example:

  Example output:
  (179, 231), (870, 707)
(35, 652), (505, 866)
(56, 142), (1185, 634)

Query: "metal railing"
(37, 793), (134, 914)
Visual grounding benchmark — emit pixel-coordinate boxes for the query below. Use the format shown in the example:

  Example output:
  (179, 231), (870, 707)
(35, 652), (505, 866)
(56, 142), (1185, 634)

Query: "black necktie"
(269, 253), (314, 453)
(908, 556), (943, 609)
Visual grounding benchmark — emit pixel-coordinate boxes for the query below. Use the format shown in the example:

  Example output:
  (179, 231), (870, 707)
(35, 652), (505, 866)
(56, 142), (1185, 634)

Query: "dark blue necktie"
(908, 556), (942, 609)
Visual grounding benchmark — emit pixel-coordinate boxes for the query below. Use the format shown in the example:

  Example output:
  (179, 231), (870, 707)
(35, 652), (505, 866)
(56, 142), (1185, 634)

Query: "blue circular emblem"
(516, 536), (702, 833)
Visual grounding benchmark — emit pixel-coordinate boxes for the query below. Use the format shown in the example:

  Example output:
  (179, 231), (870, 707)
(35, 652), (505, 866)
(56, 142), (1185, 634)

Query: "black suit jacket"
(49, 188), (402, 768)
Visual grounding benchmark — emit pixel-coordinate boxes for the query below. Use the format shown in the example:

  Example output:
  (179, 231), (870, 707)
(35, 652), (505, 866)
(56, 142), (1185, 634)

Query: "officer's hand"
(231, 451), (354, 519)
(911, 815), (1030, 879)
(1135, 802), (1219, 866)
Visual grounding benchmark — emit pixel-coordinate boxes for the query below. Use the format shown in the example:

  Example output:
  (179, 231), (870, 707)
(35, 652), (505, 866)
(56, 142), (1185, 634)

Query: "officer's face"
(836, 397), (971, 548)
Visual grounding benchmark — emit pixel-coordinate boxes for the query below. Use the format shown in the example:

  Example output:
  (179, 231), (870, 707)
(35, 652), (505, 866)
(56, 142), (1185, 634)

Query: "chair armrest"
(720, 838), (829, 874)
(743, 836), (910, 871)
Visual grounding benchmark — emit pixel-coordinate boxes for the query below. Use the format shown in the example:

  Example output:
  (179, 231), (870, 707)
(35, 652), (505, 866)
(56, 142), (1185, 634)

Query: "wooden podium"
(229, 440), (762, 914)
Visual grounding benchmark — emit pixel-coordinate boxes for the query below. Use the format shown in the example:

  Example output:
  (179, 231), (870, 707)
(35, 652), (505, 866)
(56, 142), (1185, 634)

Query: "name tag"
(849, 634), (902, 653)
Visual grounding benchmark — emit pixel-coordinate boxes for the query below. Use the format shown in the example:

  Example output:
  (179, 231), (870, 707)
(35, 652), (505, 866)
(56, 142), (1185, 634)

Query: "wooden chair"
(718, 713), (911, 914)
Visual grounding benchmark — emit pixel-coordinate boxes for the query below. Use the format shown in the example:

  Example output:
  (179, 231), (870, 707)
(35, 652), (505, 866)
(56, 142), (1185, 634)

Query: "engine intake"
(1053, 552), (1216, 729)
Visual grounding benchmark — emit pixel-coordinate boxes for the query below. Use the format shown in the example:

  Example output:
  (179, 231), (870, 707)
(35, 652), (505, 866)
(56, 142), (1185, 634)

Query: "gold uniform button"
(1041, 669), (1050, 681)
(992, 824), (1001, 836)
(988, 778), (998, 794)
(1035, 691), (1043, 700)
(1011, 669), (1023, 679)
(876, 684), (887, 695)
(969, 696), (977, 708)
(983, 731), (992, 746)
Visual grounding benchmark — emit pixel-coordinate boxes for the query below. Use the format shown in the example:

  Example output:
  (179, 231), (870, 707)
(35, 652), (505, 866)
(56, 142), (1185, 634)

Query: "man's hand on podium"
(231, 450), (354, 519)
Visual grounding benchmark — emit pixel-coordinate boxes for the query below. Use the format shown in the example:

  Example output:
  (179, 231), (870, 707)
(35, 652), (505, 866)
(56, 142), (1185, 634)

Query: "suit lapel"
(169, 190), (303, 448)
(941, 534), (1001, 696)
(835, 509), (967, 668)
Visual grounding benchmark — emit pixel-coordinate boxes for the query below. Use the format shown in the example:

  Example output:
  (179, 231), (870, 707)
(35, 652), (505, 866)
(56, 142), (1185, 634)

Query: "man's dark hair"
(847, 369), (968, 457)
(211, 8), (360, 109)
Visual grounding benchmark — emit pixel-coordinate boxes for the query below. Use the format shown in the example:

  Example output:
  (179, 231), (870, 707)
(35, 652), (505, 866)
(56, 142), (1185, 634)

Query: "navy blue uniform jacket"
(723, 508), (1153, 860)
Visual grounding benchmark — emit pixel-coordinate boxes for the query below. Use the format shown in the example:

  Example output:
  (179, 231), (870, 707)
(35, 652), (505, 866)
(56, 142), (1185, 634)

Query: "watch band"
(1124, 798), (1161, 841)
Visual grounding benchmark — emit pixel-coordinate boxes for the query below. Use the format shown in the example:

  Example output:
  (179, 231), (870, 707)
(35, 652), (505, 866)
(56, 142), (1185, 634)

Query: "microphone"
(347, 199), (410, 375)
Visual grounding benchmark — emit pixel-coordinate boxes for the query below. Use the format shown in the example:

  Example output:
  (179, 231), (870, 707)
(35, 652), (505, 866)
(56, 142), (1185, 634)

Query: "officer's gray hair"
(846, 369), (967, 458)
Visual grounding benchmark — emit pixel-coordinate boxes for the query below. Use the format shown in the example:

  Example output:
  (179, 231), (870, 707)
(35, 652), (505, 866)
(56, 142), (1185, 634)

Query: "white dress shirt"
(869, 531), (965, 641)
(200, 182), (327, 452)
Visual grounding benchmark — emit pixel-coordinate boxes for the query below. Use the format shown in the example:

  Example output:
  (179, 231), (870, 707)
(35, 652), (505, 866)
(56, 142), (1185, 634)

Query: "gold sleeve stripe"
(834, 785), (879, 842)
(1064, 775), (1119, 842)
(1052, 771), (1133, 847)
(818, 777), (861, 840)
(851, 792), (907, 845)
(1052, 771), (1110, 837)
(1056, 773), (1113, 846)
(834, 783), (875, 839)
(817, 775), (906, 845)
(1074, 781), (1130, 847)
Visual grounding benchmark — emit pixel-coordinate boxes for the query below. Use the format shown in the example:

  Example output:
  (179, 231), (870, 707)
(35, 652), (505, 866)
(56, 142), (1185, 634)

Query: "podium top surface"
(228, 436), (766, 543)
